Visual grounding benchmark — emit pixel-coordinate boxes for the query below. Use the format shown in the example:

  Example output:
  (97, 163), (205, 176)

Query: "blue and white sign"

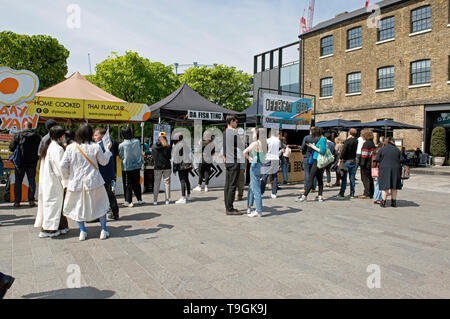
(262, 93), (312, 130)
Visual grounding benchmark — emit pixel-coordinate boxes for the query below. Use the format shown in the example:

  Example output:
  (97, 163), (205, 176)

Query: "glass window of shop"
(280, 63), (300, 97)
(378, 16), (395, 41)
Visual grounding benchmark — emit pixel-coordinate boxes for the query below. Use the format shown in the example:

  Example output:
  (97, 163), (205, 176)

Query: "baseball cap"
(159, 132), (167, 137)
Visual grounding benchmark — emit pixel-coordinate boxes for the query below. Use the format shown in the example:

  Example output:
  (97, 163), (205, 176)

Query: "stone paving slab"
(0, 173), (449, 299)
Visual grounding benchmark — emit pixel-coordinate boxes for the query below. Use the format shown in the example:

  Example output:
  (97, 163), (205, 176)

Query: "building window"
(411, 6), (431, 33)
(378, 16), (395, 41)
(320, 78), (333, 97)
(347, 72), (361, 93)
(410, 60), (430, 85)
(320, 36), (333, 56)
(347, 27), (362, 49)
(377, 66), (394, 89)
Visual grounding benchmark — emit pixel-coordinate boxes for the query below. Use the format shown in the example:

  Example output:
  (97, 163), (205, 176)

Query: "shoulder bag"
(75, 144), (98, 170)
(317, 140), (335, 169)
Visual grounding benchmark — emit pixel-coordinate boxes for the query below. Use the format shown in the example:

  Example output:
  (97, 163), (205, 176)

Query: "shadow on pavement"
(107, 224), (174, 239)
(263, 206), (301, 218)
(188, 197), (220, 202)
(0, 214), (35, 226)
(395, 200), (420, 208)
(119, 212), (161, 221)
(22, 286), (115, 299)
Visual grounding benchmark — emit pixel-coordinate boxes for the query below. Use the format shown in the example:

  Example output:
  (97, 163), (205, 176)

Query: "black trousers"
(178, 170), (191, 197)
(224, 163), (240, 211)
(304, 160), (324, 197)
(361, 166), (374, 197)
(123, 169), (142, 203)
(104, 181), (119, 218)
(14, 164), (37, 203)
(325, 164), (332, 183)
(198, 163), (211, 186)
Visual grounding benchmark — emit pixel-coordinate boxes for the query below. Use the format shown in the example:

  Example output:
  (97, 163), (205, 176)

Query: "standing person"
(94, 127), (119, 219)
(193, 138), (214, 192)
(260, 129), (281, 199)
(297, 127), (327, 202)
(64, 129), (75, 147)
(356, 133), (364, 168)
(324, 132), (335, 187)
(119, 126), (144, 208)
(335, 128), (359, 200)
(280, 137), (291, 185)
(376, 137), (403, 208)
(359, 129), (376, 199)
(172, 135), (192, 204)
(152, 132), (172, 205)
(223, 115), (245, 215)
(35, 126), (69, 238)
(372, 140), (384, 205)
(37, 119), (57, 156)
(143, 137), (151, 155)
(60, 124), (112, 241)
(332, 137), (344, 187)
(301, 128), (318, 194)
(9, 121), (41, 208)
(0, 272), (14, 299)
(244, 128), (265, 217)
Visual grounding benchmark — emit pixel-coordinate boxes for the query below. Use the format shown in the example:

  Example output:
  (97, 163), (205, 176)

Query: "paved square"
(1, 173), (449, 299)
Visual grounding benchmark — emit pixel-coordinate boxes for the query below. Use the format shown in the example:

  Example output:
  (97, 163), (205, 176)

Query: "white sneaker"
(271, 194), (277, 199)
(127, 202), (134, 208)
(124, 201), (131, 207)
(176, 198), (186, 204)
(296, 196), (306, 202)
(100, 230), (109, 240)
(60, 228), (69, 234)
(79, 231), (87, 241)
(165, 200), (170, 205)
(318, 196), (324, 202)
(248, 211), (261, 218)
(137, 200), (145, 205)
(246, 208), (253, 215)
(153, 201), (158, 206)
(204, 186), (208, 192)
(39, 231), (61, 238)
(193, 186), (202, 192)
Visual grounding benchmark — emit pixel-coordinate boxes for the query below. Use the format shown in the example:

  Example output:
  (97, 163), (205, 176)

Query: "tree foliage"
(430, 126), (447, 157)
(0, 31), (70, 90)
(180, 64), (252, 112)
(87, 51), (180, 106)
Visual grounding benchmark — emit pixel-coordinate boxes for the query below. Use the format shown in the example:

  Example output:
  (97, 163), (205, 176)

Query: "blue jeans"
(373, 178), (382, 201)
(303, 159), (316, 190)
(339, 161), (356, 197)
(261, 160), (278, 195)
(248, 163), (262, 213)
(281, 162), (289, 183)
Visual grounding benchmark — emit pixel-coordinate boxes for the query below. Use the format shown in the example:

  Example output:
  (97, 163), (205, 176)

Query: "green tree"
(180, 64), (252, 112)
(0, 31), (69, 90)
(430, 126), (447, 157)
(87, 51), (180, 106)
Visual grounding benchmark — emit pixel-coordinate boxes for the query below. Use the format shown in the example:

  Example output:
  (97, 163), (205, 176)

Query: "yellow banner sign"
(26, 97), (84, 119)
(84, 100), (150, 122)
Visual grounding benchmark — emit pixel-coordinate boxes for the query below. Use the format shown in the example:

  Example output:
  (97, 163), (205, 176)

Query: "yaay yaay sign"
(0, 67), (40, 132)
(262, 93), (312, 130)
(188, 110), (223, 121)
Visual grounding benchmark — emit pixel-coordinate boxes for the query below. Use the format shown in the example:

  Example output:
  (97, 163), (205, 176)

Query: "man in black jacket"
(301, 128), (318, 193)
(9, 121), (41, 207)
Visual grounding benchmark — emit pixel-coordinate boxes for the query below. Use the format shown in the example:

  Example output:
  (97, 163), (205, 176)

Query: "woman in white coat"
(35, 126), (69, 238)
(61, 124), (112, 241)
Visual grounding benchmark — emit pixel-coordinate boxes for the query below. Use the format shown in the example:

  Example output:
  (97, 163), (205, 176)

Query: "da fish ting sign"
(188, 110), (223, 121)
(0, 67), (40, 132)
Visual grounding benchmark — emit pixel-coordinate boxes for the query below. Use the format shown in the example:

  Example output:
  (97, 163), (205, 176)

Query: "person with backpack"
(9, 121), (41, 208)
(172, 134), (193, 204)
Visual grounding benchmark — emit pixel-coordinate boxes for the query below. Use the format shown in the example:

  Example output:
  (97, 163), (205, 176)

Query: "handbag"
(308, 151), (315, 165)
(317, 142), (335, 169)
(371, 167), (379, 178)
(401, 165), (410, 180)
(9, 147), (21, 167)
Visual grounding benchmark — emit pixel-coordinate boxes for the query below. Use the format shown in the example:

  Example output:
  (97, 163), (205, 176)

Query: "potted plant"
(430, 126), (447, 166)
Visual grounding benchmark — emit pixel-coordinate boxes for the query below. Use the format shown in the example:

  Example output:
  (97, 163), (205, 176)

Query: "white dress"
(61, 142), (112, 222)
(34, 141), (68, 231)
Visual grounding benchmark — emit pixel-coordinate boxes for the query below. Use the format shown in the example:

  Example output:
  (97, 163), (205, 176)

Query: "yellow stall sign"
(26, 96), (84, 119)
(85, 100), (151, 122)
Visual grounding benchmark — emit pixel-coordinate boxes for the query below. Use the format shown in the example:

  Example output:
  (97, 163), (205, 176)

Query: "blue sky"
(1, 0), (369, 75)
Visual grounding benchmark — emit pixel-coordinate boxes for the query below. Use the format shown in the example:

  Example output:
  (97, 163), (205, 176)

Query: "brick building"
(299, 0), (450, 152)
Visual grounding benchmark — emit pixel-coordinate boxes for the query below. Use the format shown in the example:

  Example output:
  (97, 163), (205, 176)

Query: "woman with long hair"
(359, 129), (376, 199)
(333, 137), (344, 187)
(35, 126), (69, 238)
(119, 126), (144, 207)
(152, 132), (172, 205)
(172, 134), (192, 204)
(297, 127), (327, 202)
(61, 124), (113, 241)
(375, 136), (403, 207)
(243, 127), (265, 217)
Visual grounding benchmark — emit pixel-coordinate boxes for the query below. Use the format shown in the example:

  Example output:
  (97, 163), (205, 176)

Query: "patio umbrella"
(349, 119), (422, 138)
(316, 119), (360, 129)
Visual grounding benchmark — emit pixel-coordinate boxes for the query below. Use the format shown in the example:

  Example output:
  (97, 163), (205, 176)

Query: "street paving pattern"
(0, 173), (449, 299)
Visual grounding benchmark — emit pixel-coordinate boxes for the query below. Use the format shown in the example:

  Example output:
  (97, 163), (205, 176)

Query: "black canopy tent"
(348, 119), (423, 137)
(243, 101), (259, 125)
(148, 83), (245, 124)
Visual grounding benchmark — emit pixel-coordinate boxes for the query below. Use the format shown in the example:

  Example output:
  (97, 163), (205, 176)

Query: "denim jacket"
(119, 139), (143, 171)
